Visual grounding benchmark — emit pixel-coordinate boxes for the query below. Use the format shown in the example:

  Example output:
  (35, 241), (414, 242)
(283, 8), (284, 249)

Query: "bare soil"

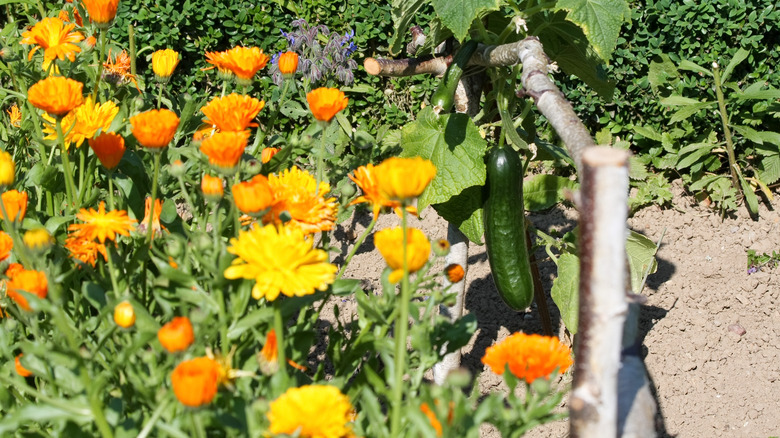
(333, 179), (780, 437)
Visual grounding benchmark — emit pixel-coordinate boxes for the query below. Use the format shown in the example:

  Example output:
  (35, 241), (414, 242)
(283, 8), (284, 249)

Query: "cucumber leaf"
(554, 0), (631, 62)
(431, 0), (500, 43)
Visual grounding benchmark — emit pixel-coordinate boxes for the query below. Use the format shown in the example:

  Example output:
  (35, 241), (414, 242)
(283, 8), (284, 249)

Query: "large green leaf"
(431, 0), (500, 42)
(401, 107), (487, 212)
(432, 185), (484, 244)
(760, 154), (780, 185)
(551, 253), (580, 334)
(626, 230), (658, 294)
(523, 175), (578, 211)
(554, 0), (631, 62)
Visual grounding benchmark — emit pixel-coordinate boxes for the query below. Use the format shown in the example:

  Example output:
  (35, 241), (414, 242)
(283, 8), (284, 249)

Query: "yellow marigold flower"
(201, 93), (264, 132)
(278, 51), (299, 76)
(15, 354), (33, 377)
(23, 228), (54, 252)
(373, 227), (431, 283)
(152, 48), (180, 82)
(0, 150), (15, 186)
(201, 174), (224, 202)
(27, 76), (83, 116)
(158, 316), (194, 353)
(268, 385), (355, 438)
(307, 87), (348, 123)
(258, 329), (279, 374)
(374, 156), (436, 202)
(20, 17), (84, 63)
(348, 163), (417, 220)
(81, 0), (119, 28)
(219, 46), (270, 82)
(445, 263), (465, 283)
(260, 147), (280, 164)
(420, 403), (443, 437)
(64, 232), (107, 267)
(482, 332), (573, 384)
(171, 356), (221, 407)
(232, 174), (274, 216)
(68, 201), (136, 243)
(6, 268), (48, 312)
(88, 132), (125, 170)
(103, 49), (140, 92)
(130, 109), (179, 149)
(224, 223), (337, 301)
(139, 197), (165, 238)
(266, 167), (338, 235)
(0, 231), (12, 261)
(199, 130), (250, 173)
(7, 104), (21, 128)
(114, 300), (135, 328)
(1, 190), (28, 223)
(42, 96), (119, 149)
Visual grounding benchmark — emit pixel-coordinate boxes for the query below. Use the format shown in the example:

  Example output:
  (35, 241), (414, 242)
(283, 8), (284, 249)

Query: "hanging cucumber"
(483, 144), (534, 310)
(430, 40), (478, 112)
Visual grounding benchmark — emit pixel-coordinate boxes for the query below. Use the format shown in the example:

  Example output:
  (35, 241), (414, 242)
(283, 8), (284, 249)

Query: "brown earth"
(333, 179), (780, 437)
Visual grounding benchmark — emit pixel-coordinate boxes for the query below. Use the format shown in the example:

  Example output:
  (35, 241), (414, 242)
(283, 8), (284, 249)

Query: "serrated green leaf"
(554, 0), (630, 62)
(432, 185), (484, 244)
(551, 253), (579, 334)
(734, 85), (780, 101)
(676, 142), (715, 169)
(400, 107), (487, 211)
(732, 124), (765, 145)
(626, 230), (658, 294)
(523, 175), (578, 211)
(431, 0), (500, 42)
(628, 156), (649, 180)
(760, 154), (780, 185)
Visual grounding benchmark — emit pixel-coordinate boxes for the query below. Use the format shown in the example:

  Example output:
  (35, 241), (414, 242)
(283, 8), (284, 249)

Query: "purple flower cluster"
(747, 266), (758, 274)
(270, 19), (358, 86)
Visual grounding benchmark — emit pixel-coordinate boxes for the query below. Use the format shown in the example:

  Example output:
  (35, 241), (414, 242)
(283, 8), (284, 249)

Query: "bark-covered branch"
(363, 55), (450, 77)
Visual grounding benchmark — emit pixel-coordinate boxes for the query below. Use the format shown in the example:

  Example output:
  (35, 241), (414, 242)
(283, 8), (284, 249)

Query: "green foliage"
(747, 249), (780, 274)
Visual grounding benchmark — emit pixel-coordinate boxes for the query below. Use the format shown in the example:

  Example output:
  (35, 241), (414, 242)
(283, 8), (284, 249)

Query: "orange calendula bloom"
(261, 147), (280, 164)
(130, 109), (179, 149)
(68, 201), (136, 243)
(232, 174), (274, 216)
(6, 268), (48, 311)
(0, 231), (12, 261)
(445, 263), (465, 283)
(420, 403), (443, 437)
(373, 227), (431, 283)
(158, 316), (195, 353)
(204, 50), (233, 78)
(151, 48), (180, 82)
(266, 167), (338, 235)
(103, 49), (140, 92)
(20, 17), (84, 63)
(171, 357), (221, 407)
(482, 332), (573, 384)
(278, 51), (299, 76)
(81, 0), (120, 28)
(89, 132), (125, 169)
(27, 76), (83, 116)
(7, 104), (22, 128)
(307, 87), (348, 123)
(373, 156), (437, 202)
(139, 197), (165, 237)
(201, 174), (224, 201)
(349, 163), (417, 220)
(84, 35), (97, 50)
(64, 232), (107, 267)
(258, 329), (279, 374)
(1, 190), (28, 223)
(201, 93), (264, 132)
(218, 46), (270, 81)
(267, 385), (355, 438)
(15, 354), (33, 377)
(199, 130), (250, 172)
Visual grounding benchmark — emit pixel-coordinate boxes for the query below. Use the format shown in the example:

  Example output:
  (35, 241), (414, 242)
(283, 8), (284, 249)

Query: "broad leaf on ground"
(626, 230), (658, 294)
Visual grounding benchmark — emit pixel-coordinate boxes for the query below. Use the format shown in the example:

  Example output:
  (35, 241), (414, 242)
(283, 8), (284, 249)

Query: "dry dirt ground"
(332, 179), (780, 437)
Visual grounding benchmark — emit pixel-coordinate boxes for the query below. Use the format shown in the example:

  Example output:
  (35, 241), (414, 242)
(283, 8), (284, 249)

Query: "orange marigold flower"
(349, 163), (417, 220)
(114, 300), (135, 328)
(171, 357), (221, 407)
(420, 403), (443, 437)
(81, 0), (120, 28)
(218, 46), (270, 81)
(15, 354), (33, 377)
(89, 132), (125, 169)
(20, 17), (84, 63)
(482, 332), (573, 384)
(64, 232), (107, 267)
(265, 167), (338, 235)
(278, 51), (299, 76)
(7, 104), (22, 128)
(103, 49), (140, 92)
(260, 147), (279, 164)
(201, 93), (264, 132)
(258, 329), (279, 374)
(201, 174), (224, 201)
(158, 316), (195, 353)
(6, 263), (24, 278)
(199, 130), (250, 172)
(138, 196), (165, 238)
(373, 156), (437, 202)
(27, 76), (83, 116)
(69, 201), (136, 243)
(0, 231), (12, 262)
(6, 268), (48, 311)
(1, 190), (28, 223)
(130, 109), (179, 149)
(232, 174), (274, 216)
(84, 35), (97, 50)
(373, 227), (431, 283)
(151, 48), (180, 82)
(445, 263), (465, 283)
(307, 87), (348, 123)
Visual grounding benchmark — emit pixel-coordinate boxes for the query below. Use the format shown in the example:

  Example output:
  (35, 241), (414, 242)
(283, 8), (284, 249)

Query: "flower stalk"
(390, 206), (412, 436)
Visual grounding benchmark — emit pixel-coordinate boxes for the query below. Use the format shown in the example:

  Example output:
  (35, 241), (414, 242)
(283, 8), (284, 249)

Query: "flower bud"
(114, 301), (136, 328)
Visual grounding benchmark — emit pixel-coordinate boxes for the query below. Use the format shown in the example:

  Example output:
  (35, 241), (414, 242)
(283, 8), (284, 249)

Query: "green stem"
(335, 216), (377, 280)
(273, 300), (289, 383)
(211, 201), (221, 250)
(137, 395), (171, 438)
(55, 118), (78, 212)
(390, 208), (411, 436)
(147, 153), (162, 244)
(92, 29), (107, 101)
(107, 172), (116, 210)
(712, 66), (740, 191)
(80, 155), (98, 205)
(78, 144), (86, 201)
(190, 411), (207, 438)
(128, 24), (137, 77)
(316, 121), (328, 190)
(156, 83), (164, 109)
(249, 79), (291, 156)
(105, 247), (122, 298)
(176, 175), (198, 230)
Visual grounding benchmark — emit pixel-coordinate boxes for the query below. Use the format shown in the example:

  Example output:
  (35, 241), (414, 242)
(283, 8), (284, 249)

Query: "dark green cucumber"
(430, 40), (478, 112)
(483, 145), (534, 310)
